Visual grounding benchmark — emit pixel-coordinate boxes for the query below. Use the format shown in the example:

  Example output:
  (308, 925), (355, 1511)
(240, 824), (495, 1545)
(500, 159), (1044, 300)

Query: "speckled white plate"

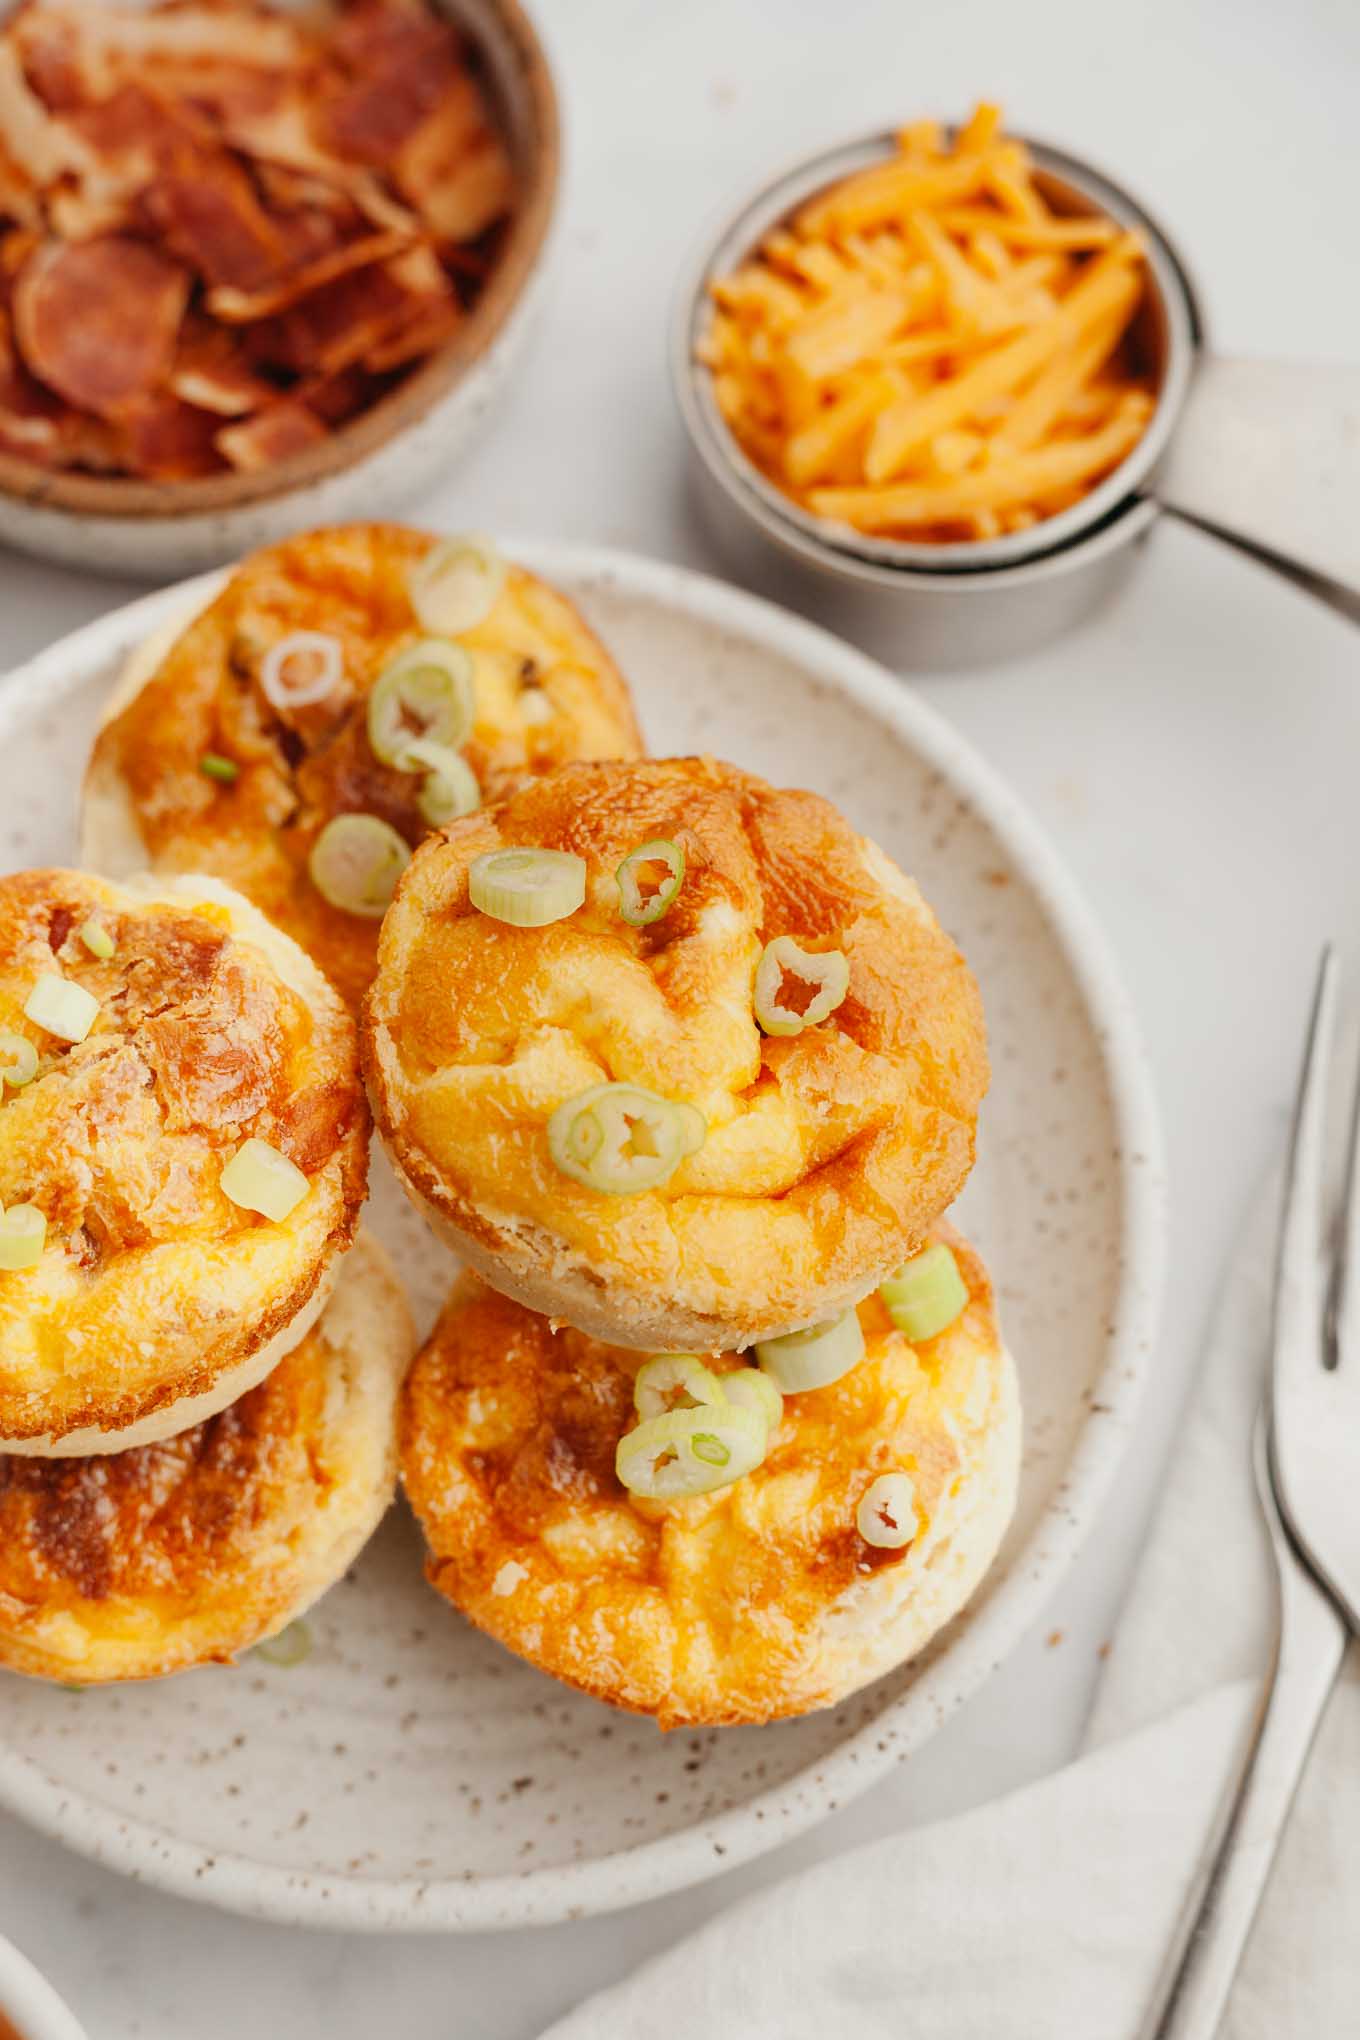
(0, 545), (1165, 1930)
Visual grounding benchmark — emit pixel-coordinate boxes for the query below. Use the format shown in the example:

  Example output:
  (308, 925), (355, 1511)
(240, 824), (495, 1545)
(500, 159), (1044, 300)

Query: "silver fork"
(1141, 948), (1356, 2039)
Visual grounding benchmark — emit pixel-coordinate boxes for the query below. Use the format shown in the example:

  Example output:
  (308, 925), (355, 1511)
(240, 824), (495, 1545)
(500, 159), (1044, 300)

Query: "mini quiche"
(81, 523), (644, 1008)
(0, 868), (367, 1454)
(363, 755), (988, 1353)
(401, 1225), (1019, 1727)
(0, 1236), (413, 1684)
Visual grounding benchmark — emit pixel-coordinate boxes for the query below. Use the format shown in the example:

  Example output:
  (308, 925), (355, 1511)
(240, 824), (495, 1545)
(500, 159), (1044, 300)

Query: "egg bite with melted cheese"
(0, 1235), (413, 1685)
(363, 756), (988, 1353)
(401, 1225), (1019, 1728)
(0, 868), (368, 1456)
(81, 523), (644, 1010)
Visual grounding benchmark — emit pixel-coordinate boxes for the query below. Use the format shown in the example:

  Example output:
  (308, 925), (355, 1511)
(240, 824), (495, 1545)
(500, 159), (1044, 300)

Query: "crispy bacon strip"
(32, 4), (307, 73)
(216, 397), (327, 471)
(364, 296), (462, 374)
(220, 96), (425, 237)
(0, 304), (64, 462)
(394, 70), (513, 243)
(168, 316), (276, 416)
(9, 10), (87, 113)
(296, 362), (376, 426)
(0, 0), (516, 483)
(116, 391), (224, 479)
(319, 5), (457, 167)
(141, 160), (313, 292)
(0, 142), (40, 229)
(13, 234), (189, 416)
(206, 224), (413, 322)
(0, 41), (89, 186)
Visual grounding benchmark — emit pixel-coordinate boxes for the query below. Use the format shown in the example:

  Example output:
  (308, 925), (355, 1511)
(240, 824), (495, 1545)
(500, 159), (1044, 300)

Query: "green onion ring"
(78, 916), (115, 961)
(308, 813), (411, 918)
(616, 837), (686, 928)
(546, 1081), (702, 1194)
(409, 535), (507, 636)
(23, 974), (98, 1044)
(220, 1138), (309, 1222)
(755, 1308), (865, 1393)
(367, 639), (476, 767)
(397, 738), (481, 828)
(615, 1403), (768, 1499)
(880, 1242), (969, 1342)
(260, 631), (342, 713)
(633, 1354), (728, 1422)
(856, 1472), (919, 1550)
(753, 936), (850, 1037)
(0, 1202), (46, 1271)
(253, 1618), (313, 1667)
(721, 1368), (784, 1430)
(0, 1034), (38, 1088)
(469, 848), (586, 928)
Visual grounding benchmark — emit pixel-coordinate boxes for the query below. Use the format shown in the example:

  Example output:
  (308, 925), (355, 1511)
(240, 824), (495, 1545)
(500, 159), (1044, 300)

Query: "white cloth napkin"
(540, 1181), (1360, 2040)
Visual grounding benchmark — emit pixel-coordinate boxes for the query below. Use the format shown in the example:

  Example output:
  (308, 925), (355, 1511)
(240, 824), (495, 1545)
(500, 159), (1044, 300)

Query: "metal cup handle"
(1155, 357), (1360, 624)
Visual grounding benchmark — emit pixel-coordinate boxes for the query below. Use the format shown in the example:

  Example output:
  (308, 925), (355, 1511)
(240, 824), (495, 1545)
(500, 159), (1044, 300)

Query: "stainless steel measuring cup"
(673, 130), (1360, 667)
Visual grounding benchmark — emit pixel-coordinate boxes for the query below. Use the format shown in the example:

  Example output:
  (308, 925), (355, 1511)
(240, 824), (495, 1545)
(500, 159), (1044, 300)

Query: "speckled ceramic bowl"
(0, 545), (1165, 1929)
(0, 0), (559, 581)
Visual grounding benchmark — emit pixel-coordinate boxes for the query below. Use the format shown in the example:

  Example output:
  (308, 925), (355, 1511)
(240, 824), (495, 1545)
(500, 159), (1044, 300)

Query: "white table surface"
(3, 0), (1359, 2032)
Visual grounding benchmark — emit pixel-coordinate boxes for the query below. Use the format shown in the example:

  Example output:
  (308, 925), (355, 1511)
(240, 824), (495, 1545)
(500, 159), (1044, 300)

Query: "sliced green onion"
(220, 1138), (309, 1222)
(721, 1368), (784, 1431)
(856, 1471), (918, 1550)
(563, 1106), (604, 1165)
(78, 916), (115, 961)
(674, 1100), (707, 1156)
(253, 1618), (312, 1667)
(260, 631), (342, 713)
(409, 534), (506, 636)
(199, 752), (239, 785)
(309, 813), (410, 918)
(753, 936), (850, 1037)
(399, 738), (481, 828)
(470, 848), (586, 928)
(367, 638), (475, 766)
(0, 1034), (38, 1088)
(615, 1403), (767, 1500)
(755, 1308), (865, 1394)
(633, 1354), (727, 1423)
(616, 838), (686, 928)
(24, 973), (98, 1044)
(547, 1081), (700, 1194)
(880, 1242), (969, 1342)
(0, 1202), (46, 1271)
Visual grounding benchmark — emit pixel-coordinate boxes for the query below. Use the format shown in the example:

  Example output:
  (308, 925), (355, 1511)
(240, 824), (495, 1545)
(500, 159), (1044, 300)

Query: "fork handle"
(1139, 1543), (1348, 2039)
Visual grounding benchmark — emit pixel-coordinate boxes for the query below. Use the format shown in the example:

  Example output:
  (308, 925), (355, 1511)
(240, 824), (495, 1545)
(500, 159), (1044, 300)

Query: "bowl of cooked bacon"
(0, 0), (557, 575)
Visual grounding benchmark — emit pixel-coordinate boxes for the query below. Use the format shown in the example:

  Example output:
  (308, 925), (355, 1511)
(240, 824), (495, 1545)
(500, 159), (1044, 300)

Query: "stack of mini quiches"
(0, 865), (412, 1683)
(1, 521), (1018, 1726)
(363, 754), (1021, 1730)
(0, 523), (646, 1686)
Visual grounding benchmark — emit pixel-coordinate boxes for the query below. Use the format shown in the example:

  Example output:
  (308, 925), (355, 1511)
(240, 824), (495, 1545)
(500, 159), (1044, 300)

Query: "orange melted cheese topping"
(0, 1236), (410, 1683)
(0, 869), (366, 1442)
(401, 1227), (1007, 1727)
(85, 524), (644, 1008)
(365, 757), (987, 1348)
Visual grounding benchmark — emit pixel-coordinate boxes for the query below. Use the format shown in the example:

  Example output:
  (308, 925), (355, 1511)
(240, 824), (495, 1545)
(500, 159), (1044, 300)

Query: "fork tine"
(1269, 947), (1336, 1423)
(1327, 999), (1360, 1375)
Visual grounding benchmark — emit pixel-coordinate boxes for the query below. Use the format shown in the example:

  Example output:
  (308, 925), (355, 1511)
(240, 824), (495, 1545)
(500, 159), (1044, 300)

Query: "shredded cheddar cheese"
(700, 105), (1155, 543)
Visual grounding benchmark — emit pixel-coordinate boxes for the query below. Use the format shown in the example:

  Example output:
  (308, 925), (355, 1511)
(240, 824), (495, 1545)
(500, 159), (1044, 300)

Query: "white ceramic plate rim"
(0, 544), (1166, 1930)
(0, 1935), (88, 2040)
